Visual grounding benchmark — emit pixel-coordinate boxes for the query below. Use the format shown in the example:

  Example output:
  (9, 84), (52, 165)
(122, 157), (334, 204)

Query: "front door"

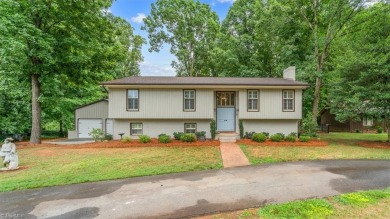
(216, 92), (236, 131)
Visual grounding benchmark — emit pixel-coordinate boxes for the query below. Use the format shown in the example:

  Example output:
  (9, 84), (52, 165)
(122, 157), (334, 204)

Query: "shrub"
(285, 135), (296, 142)
(158, 134), (172, 143)
(139, 135), (151, 143)
(289, 132), (298, 137)
(89, 128), (104, 142)
(103, 134), (113, 141)
(270, 134), (284, 142)
(300, 112), (318, 136)
(355, 129), (361, 133)
(377, 127), (383, 134)
(300, 136), (311, 142)
(239, 120), (244, 139)
(173, 132), (184, 140)
(121, 136), (132, 143)
(261, 132), (270, 138)
(244, 131), (255, 139)
(275, 133), (286, 139)
(180, 133), (196, 142)
(195, 131), (206, 138)
(252, 133), (267, 142)
(210, 120), (216, 140)
(158, 133), (167, 138)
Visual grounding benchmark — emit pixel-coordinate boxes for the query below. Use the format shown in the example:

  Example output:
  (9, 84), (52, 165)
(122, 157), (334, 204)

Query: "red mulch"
(16, 139), (220, 149)
(237, 139), (329, 147)
(356, 141), (390, 149)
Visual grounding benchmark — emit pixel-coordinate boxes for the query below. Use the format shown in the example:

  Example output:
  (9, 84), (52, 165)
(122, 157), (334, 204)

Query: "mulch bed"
(16, 139), (220, 149)
(356, 141), (390, 149)
(237, 139), (329, 147)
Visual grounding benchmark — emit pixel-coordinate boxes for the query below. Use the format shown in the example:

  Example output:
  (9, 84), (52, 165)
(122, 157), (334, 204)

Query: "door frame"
(216, 91), (236, 132)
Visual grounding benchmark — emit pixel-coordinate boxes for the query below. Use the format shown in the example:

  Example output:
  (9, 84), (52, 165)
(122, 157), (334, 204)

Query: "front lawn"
(0, 144), (222, 192)
(199, 187), (390, 219)
(240, 132), (390, 164)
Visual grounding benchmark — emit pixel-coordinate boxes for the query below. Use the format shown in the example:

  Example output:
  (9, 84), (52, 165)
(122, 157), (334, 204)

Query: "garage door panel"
(78, 119), (103, 138)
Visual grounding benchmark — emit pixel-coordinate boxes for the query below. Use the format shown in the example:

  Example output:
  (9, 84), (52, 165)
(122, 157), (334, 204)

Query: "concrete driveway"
(1, 159), (389, 219)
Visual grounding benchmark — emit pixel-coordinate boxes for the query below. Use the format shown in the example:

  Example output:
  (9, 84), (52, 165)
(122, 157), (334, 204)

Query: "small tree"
(89, 128), (104, 142)
(301, 112), (318, 137)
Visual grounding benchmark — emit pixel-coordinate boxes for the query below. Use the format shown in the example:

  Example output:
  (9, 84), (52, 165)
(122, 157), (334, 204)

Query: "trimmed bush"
(239, 120), (244, 139)
(158, 134), (172, 143)
(180, 133), (196, 142)
(300, 136), (311, 142)
(210, 120), (216, 140)
(275, 133), (286, 139)
(139, 135), (151, 143)
(270, 134), (284, 142)
(285, 135), (296, 142)
(252, 133), (267, 142)
(261, 132), (270, 138)
(104, 134), (113, 141)
(289, 132), (298, 137)
(173, 132), (184, 140)
(244, 131), (256, 139)
(377, 127), (383, 134)
(121, 136), (132, 143)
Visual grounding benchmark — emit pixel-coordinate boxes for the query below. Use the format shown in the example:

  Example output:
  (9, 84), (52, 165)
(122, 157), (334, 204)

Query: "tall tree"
(293, 0), (367, 121)
(0, 0), (142, 143)
(329, 3), (390, 142)
(142, 0), (220, 76)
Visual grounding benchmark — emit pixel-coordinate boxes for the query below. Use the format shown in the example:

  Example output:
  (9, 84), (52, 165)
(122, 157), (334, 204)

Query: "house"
(320, 108), (386, 132)
(68, 67), (309, 140)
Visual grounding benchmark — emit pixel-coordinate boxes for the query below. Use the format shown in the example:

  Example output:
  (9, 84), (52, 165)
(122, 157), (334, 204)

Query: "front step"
(218, 133), (239, 143)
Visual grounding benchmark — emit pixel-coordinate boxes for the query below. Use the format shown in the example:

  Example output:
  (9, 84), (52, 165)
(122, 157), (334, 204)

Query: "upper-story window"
(183, 90), (196, 111)
(127, 89), (139, 111)
(282, 90), (294, 112)
(247, 90), (259, 111)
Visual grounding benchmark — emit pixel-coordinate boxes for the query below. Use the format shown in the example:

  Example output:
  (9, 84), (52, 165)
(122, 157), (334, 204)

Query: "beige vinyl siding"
(75, 101), (109, 132)
(239, 89), (302, 119)
(112, 119), (211, 139)
(243, 120), (299, 136)
(109, 88), (214, 119)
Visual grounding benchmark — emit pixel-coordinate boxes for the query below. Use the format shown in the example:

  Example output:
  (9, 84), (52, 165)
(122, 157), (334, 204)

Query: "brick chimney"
(283, 66), (296, 80)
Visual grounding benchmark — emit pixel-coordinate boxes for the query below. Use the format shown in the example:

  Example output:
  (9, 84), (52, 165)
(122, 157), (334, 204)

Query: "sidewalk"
(219, 142), (250, 168)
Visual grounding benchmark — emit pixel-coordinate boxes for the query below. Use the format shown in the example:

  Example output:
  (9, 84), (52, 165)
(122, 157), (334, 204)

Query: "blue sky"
(110, 0), (235, 76)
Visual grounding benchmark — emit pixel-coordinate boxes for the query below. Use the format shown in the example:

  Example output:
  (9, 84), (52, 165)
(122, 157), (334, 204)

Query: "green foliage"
(261, 132), (270, 138)
(335, 193), (374, 207)
(270, 134), (284, 142)
(301, 112), (318, 137)
(300, 136), (311, 142)
(121, 136), (132, 143)
(258, 199), (333, 219)
(285, 135), (297, 142)
(252, 133), (267, 142)
(377, 127), (383, 134)
(89, 128), (104, 142)
(239, 120), (244, 139)
(173, 132), (184, 140)
(104, 134), (113, 141)
(142, 0), (220, 76)
(139, 135), (151, 143)
(210, 120), (216, 140)
(158, 134), (172, 143)
(289, 132), (298, 137)
(244, 131), (255, 139)
(180, 133), (196, 142)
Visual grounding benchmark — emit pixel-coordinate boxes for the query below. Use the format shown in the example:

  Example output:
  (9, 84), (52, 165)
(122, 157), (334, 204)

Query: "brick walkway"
(219, 142), (250, 168)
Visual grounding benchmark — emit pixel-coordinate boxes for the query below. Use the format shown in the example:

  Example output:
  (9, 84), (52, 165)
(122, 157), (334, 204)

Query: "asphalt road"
(1, 159), (389, 219)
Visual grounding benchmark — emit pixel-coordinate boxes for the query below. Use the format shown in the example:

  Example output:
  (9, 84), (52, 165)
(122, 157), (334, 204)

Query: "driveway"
(1, 160), (389, 219)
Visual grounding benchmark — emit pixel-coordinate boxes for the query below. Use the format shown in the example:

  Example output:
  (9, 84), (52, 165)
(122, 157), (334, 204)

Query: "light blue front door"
(217, 108), (235, 131)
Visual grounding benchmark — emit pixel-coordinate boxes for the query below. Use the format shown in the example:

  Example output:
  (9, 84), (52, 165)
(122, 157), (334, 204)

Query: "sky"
(109, 0), (235, 76)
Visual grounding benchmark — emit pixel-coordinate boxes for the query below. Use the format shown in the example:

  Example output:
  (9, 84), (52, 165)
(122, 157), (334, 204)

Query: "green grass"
(240, 132), (390, 165)
(0, 146), (222, 192)
(205, 188), (390, 219)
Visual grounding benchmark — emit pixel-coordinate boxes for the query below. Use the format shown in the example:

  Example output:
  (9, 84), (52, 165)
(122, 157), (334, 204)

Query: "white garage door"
(106, 119), (114, 135)
(78, 119), (103, 138)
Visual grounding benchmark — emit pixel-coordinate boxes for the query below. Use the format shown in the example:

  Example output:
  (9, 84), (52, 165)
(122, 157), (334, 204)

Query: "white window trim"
(247, 90), (259, 112)
(184, 123), (197, 133)
(130, 123), (143, 135)
(127, 89), (139, 111)
(282, 90), (295, 112)
(183, 90), (196, 112)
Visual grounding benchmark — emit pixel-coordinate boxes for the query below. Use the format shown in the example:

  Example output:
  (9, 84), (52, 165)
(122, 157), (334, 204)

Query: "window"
(217, 92), (235, 107)
(127, 89), (139, 111)
(247, 90), (259, 111)
(130, 123), (143, 135)
(183, 90), (196, 111)
(363, 116), (373, 126)
(184, 123), (197, 133)
(282, 90), (294, 111)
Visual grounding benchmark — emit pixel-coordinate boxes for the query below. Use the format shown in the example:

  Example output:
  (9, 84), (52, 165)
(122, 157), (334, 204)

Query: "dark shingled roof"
(101, 76), (309, 86)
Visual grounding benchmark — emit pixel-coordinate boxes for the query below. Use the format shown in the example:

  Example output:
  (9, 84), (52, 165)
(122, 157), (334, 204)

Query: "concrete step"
(218, 134), (239, 143)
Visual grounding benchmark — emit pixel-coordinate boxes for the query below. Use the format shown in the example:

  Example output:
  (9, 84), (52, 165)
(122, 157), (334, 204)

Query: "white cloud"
(131, 13), (146, 24)
(140, 62), (176, 76)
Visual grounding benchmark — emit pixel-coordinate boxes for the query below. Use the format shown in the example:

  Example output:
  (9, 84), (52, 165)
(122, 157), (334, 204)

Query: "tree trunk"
(312, 77), (322, 122)
(59, 117), (64, 137)
(386, 115), (390, 143)
(30, 74), (41, 144)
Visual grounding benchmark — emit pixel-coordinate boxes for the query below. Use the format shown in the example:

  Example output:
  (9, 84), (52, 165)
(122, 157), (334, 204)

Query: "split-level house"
(68, 67), (309, 140)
